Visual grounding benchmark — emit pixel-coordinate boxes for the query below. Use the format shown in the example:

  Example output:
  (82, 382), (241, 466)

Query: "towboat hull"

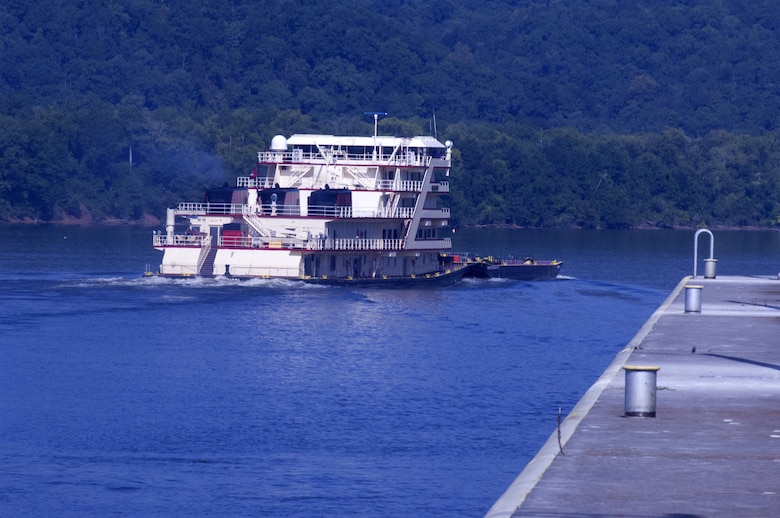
(302, 265), (473, 288)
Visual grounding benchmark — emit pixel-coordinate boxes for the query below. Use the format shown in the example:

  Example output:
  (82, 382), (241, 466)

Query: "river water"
(1, 225), (778, 516)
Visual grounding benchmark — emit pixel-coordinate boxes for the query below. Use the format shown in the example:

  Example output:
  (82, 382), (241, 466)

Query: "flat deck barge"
(488, 275), (780, 517)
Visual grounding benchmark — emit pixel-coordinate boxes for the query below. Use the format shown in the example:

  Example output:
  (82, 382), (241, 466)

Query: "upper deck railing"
(237, 177), (275, 189)
(257, 150), (441, 168)
(238, 177), (429, 192)
(217, 236), (451, 251)
(155, 233), (452, 251)
(306, 206), (416, 219)
(175, 202), (243, 215)
(173, 202), (416, 219)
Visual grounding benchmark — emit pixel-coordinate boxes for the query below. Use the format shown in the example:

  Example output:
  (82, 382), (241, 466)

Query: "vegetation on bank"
(449, 123), (780, 229)
(2, 1), (780, 228)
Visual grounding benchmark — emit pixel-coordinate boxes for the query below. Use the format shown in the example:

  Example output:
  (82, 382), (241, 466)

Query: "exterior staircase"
(198, 246), (218, 276)
(242, 206), (276, 237)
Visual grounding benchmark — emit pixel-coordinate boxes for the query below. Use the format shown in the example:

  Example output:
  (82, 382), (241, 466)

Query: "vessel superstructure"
(153, 131), (460, 283)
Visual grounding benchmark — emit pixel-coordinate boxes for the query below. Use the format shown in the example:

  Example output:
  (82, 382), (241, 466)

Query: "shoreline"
(460, 223), (774, 231)
(0, 214), (162, 227)
(0, 218), (774, 232)
(0, 215), (774, 232)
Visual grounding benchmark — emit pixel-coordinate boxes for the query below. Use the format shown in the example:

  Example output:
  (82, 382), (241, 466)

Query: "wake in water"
(57, 275), (328, 290)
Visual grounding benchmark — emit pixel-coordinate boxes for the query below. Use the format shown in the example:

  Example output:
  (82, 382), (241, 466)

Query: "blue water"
(1, 226), (778, 516)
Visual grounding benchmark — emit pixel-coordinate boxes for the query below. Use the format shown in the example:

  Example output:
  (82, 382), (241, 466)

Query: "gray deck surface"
(487, 276), (780, 518)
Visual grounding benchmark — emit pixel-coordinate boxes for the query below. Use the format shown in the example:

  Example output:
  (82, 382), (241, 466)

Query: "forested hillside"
(2, 0), (780, 228)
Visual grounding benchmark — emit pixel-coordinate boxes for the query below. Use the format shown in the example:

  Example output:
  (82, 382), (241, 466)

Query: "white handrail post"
(693, 228), (715, 279)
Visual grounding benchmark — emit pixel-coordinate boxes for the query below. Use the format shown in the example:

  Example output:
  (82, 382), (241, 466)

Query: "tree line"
(3, 103), (779, 229)
(2, 0), (780, 228)
(448, 122), (780, 229)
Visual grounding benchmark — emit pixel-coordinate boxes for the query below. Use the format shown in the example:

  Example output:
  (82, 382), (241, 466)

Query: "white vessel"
(153, 128), (467, 285)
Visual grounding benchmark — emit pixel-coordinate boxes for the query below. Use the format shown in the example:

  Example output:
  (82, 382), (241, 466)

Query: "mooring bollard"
(623, 365), (660, 417)
(684, 284), (703, 313)
(704, 258), (717, 279)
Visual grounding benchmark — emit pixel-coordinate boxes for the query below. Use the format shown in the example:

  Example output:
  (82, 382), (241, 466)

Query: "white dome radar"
(270, 135), (288, 151)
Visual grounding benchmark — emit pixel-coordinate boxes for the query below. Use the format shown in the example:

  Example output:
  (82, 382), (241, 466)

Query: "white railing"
(237, 177), (274, 188)
(243, 204), (413, 218)
(306, 238), (406, 251)
(306, 205), (353, 218)
(236, 177), (434, 193)
(306, 206), (415, 218)
(372, 179), (424, 192)
(175, 202), (243, 215)
(176, 202), (399, 219)
(399, 180), (424, 192)
(254, 203), (301, 216)
(154, 232), (449, 253)
(258, 150), (433, 168)
(390, 207), (416, 218)
(209, 236), (406, 251)
(220, 236), (303, 249)
(153, 233), (211, 247)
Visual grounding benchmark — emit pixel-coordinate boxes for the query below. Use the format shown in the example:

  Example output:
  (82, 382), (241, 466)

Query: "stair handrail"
(242, 205), (275, 237)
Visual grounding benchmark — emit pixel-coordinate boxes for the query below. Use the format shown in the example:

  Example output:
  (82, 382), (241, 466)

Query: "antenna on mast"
(364, 111), (387, 137)
(432, 107), (437, 138)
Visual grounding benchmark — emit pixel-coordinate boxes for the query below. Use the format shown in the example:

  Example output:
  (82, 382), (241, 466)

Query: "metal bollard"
(684, 284), (703, 313)
(704, 258), (717, 279)
(623, 365), (660, 417)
